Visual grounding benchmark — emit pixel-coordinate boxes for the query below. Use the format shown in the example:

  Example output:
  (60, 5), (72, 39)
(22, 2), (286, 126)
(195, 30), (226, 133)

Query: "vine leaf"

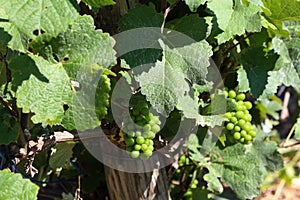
(263, 0), (300, 21)
(260, 21), (300, 99)
(210, 0), (262, 44)
(9, 55), (73, 126)
(237, 65), (250, 93)
(136, 40), (212, 116)
(82, 0), (115, 7)
(183, 0), (206, 12)
(0, 0), (78, 40)
(208, 144), (266, 200)
(49, 142), (76, 169)
(240, 46), (278, 98)
(0, 169), (39, 200)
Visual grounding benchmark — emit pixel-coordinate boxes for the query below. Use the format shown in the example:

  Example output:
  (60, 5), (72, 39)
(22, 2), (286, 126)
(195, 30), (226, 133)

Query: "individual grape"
(240, 130), (247, 137)
(136, 136), (145, 145)
(236, 111), (244, 119)
(236, 93), (246, 101)
(230, 116), (238, 123)
(143, 149), (153, 157)
(228, 90), (236, 99)
(125, 137), (135, 146)
(244, 101), (252, 110)
(134, 144), (141, 151)
(151, 124), (161, 133)
(141, 144), (148, 152)
(224, 112), (232, 119)
(244, 134), (252, 141)
(233, 132), (241, 140)
(131, 151), (140, 158)
(234, 125), (241, 132)
(248, 130), (256, 137)
(238, 119), (246, 127)
(226, 123), (235, 130)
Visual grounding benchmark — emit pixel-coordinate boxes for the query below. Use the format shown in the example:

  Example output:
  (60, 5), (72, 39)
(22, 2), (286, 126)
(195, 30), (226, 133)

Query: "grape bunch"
(123, 101), (161, 159)
(223, 90), (256, 144)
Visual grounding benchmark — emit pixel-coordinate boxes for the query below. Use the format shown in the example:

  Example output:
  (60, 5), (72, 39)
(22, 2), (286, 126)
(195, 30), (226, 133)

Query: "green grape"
(148, 145), (154, 151)
(244, 101), (252, 110)
(236, 104), (246, 111)
(234, 125), (241, 132)
(228, 90), (236, 99)
(244, 134), (252, 141)
(141, 144), (148, 152)
(236, 111), (244, 119)
(233, 132), (241, 140)
(136, 136), (145, 144)
(226, 123), (235, 130)
(125, 137), (135, 146)
(248, 130), (256, 137)
(230, 116), (238, 123)
(134, 144), (141, 151)
(131, 150), (140, 158)
(243, 124), (251, 132)
(224, 112), (232, 119)
(151, 124), (161, 133)
(240, 130), (247, 137)
(223, 90), (228, 98)
(238, 119), (246, 127)
(143, 149), (153, 157)
(143, 124), (151, 131)
(236, 93), (246, 101)
(135, 131), (142, 137)
(147, 132), (156, 139)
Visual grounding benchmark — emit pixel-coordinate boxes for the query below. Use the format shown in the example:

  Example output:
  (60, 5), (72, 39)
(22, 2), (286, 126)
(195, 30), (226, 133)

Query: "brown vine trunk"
(104, 165), (171, 200)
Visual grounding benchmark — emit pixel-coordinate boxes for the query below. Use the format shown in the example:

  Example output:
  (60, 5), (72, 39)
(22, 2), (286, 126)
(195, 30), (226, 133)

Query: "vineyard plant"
(0, 0), (300, 199)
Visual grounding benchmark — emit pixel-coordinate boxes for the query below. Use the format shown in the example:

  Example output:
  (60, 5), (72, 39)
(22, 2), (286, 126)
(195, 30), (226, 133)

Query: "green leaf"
(183, 0), (206, 12)
(207, 0), (233, 31)
(263, 0), (300, 21)
(0, 0), (78, 40)
(295, 117), (300, 140)
(212, 0), (262, 44)
(82, 0), (115, 7)
(119, 4), (163, 31)
(62, 67), (111, 131)
(248, 140), (284, 171)
(30, 15), (116, 73)
(240, 46), (278, 98)
(0, 169), (39, 200)
(10, 55), (72, 126)
(177, 95), (225, 127)
(0, 6), (26, 52)
(208, 144), (266, 200)
(0, 107), (18, 144)
(49, 142), (76, 169)
(166, 14), (208, 41)
(136, 40), (212, 116)
(237, 65), (250, 92)
(118, 4), (163, 68)
(203, 172), (223, 193)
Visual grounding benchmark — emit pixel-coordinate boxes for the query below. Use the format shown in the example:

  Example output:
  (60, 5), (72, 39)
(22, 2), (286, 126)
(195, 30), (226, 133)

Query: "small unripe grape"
(244, 101), (252, 110)
(236, 111), (244, 119)
(236, 93), (246, 101)
(148, 145), (154, 151)
(234, 125), (241, 132)
(244, 134), (252, 141)
(226, 123), (235, 130)
(144, 149), (153, 157)
(230, 117), (238, 123)
(136, 136), (145, 144)
(223, 91), (228, 98)
(141, 144), (148, 152)
(241, 130), (247, 137)
(135, 131), (142, 137)
(236, 105), (246, 111)
(125, 137), (135, 146)
(151, 124), (161, 133)
(134, 144), (141, 151)
(224, 112), (232, 119)
(248, 130), (256, 137)
(233, 132), (241, 140)
(228, 90), (236, 99)
(238, 119), (246, 127)
(131, 150), (140, 158)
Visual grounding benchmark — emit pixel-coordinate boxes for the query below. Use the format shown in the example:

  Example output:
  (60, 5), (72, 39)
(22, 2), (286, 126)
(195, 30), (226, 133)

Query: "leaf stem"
(283, 123), (296, 147)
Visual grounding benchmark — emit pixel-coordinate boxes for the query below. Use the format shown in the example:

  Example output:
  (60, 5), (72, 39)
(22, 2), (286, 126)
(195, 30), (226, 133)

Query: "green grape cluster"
(223, 90), (256, 144)
(123, 101), (161, 159)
